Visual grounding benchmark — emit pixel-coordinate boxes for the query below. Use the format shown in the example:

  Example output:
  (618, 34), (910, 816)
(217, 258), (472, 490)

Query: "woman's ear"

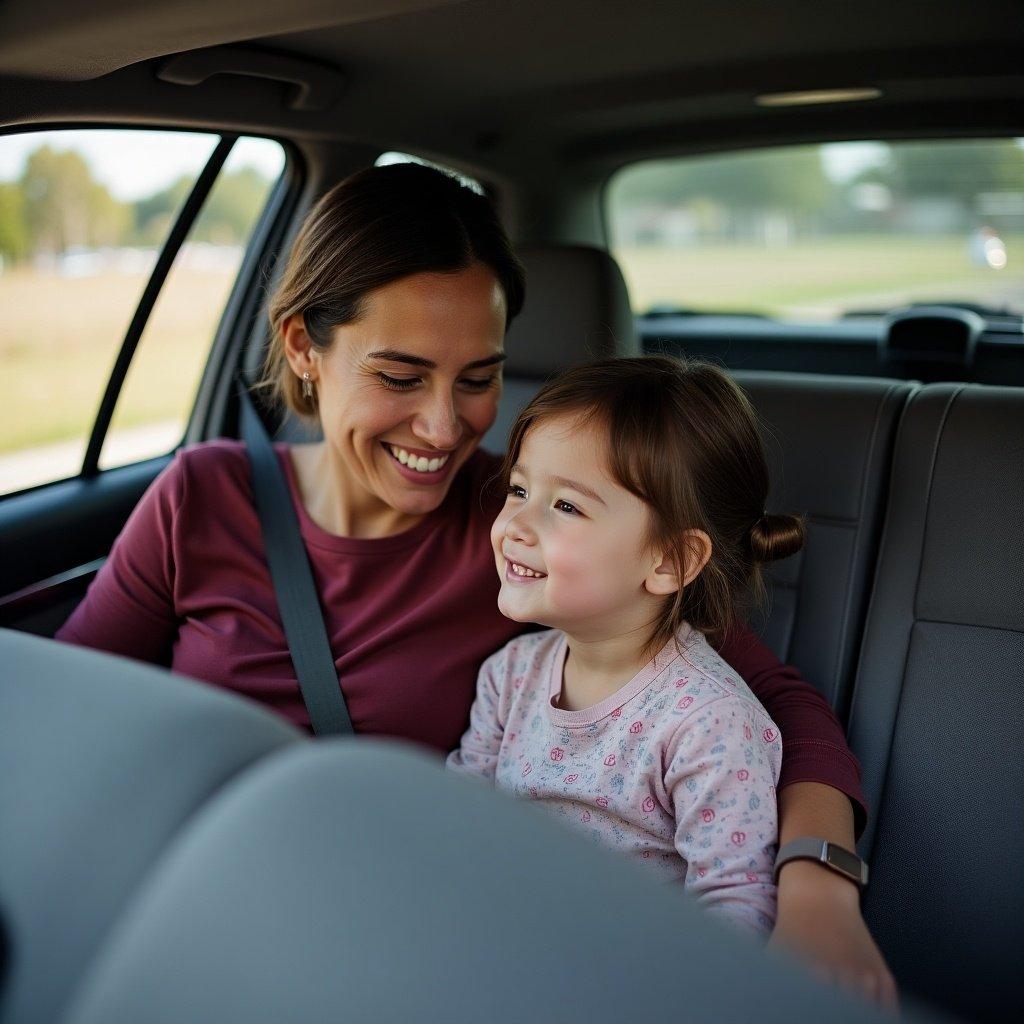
(643, 530), (713, 597)
(281, 313), (319, 381)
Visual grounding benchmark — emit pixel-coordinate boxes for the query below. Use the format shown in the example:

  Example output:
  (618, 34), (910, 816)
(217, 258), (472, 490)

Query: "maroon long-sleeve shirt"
(57, 441), (866, 833)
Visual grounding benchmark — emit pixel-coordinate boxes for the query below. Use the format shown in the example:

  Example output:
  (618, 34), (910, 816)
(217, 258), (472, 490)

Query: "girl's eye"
(507, 484), (526, 499)
(377, 373), (419, 391)
(460, 376), (497, 392)
(554, 499), (580, 515)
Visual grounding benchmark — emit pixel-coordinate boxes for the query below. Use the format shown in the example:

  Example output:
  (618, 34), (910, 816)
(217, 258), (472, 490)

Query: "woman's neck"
(289, 441), (424, 539)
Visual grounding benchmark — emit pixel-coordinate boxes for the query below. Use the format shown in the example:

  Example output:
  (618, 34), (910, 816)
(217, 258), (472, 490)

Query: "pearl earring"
(301, 371), (314, 400)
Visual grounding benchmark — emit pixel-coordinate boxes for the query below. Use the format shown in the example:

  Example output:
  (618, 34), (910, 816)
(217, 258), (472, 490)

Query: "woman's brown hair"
(501, 357), (804, 655)
(262, 162), (526, 419)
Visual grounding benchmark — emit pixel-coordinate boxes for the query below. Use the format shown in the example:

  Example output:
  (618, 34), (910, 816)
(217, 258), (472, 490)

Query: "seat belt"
(238, 383), (355, 736)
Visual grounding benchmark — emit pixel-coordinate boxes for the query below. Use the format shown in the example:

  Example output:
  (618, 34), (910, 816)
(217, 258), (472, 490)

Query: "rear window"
(606, 139), (1024, 321)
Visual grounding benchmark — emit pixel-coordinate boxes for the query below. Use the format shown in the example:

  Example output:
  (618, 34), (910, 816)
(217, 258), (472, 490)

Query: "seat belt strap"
(238, 384), (355, 736)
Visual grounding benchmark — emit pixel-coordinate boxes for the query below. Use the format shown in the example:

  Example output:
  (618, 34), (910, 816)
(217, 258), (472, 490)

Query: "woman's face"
(310, 263), (507, 521)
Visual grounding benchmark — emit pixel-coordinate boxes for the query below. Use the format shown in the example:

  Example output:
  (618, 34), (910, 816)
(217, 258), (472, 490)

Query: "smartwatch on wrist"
(773, 838), (869, 889)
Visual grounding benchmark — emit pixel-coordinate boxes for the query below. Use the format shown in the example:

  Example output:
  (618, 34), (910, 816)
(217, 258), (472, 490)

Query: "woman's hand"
(769, 859), (899, 1013)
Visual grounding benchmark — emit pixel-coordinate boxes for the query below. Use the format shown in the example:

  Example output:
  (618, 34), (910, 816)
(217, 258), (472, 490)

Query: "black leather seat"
(848, 384), (1024, 1022)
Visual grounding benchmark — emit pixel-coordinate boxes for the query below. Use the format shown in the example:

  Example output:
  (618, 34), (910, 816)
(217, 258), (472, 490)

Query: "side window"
(0, 129), (287, 495)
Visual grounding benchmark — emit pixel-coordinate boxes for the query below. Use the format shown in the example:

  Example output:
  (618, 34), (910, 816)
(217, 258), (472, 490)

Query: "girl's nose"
(505, 508), (537, 545)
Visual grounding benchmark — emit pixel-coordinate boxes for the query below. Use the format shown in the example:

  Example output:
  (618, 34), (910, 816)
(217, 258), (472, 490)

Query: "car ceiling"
(1, 0), (1022, 188)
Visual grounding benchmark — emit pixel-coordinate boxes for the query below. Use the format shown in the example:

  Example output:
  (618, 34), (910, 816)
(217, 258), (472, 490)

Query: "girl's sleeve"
(55, 455), (184, 667)
(665, 698), (782, 937)
(715, 623), (867, 837)
(445, 648), (509, 783)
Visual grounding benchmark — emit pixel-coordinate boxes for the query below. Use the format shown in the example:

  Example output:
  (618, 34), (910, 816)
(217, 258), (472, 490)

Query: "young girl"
(448, 357), (804, 937)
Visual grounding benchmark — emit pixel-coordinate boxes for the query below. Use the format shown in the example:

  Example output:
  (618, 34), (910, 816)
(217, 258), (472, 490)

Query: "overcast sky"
(0, 130), (286, 200)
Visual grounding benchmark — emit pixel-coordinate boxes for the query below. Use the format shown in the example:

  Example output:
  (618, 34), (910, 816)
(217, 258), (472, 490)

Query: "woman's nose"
(412, 391), (463, 450)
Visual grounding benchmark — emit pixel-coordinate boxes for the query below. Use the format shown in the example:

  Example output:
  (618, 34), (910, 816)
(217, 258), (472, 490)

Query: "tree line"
(612, 140), (1024, 232)
(0, 145), (272, 263)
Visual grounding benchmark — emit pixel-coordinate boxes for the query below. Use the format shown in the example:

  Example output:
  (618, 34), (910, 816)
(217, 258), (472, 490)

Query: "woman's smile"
(381, 441), (456, 484)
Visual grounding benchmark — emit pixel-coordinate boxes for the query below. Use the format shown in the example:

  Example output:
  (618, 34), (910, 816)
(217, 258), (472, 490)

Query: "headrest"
(504, 244), (639, 377)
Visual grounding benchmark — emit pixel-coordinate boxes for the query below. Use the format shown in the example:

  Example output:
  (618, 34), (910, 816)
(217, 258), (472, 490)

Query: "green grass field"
(1, 234), (1021, 457)
(0, 266), (234, 454)
(615, 235), (1024, 316)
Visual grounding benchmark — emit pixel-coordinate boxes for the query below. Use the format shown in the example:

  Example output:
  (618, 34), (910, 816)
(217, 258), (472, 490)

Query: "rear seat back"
(482, 243), (638, 452)
(734, 372), (913, 716)
(848, 384), (1024, 1022)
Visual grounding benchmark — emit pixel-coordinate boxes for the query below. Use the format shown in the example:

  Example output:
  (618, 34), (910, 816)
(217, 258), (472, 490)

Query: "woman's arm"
(715, 625), (897, 1010)
(772, 783), (898, 1011)
(55, 456), (183, 666)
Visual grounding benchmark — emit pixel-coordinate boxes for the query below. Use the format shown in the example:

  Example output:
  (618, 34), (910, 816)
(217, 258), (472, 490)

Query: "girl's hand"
(769, 860), (899, 1014)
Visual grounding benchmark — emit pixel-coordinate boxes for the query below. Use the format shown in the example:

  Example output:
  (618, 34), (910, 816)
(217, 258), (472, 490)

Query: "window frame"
(0, 122), (300, 499)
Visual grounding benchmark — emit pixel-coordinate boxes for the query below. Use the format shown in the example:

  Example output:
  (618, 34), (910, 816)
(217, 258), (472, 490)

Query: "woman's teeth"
(510, 561), (546, 578)
(387, 444), (450, 473)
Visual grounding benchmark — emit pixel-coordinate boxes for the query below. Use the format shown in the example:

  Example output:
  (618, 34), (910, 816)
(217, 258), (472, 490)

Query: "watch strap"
(773, 837), (869, 889)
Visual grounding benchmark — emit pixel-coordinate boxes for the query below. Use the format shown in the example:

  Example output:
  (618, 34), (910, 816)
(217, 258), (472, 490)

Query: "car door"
(0, 126), (298, 636)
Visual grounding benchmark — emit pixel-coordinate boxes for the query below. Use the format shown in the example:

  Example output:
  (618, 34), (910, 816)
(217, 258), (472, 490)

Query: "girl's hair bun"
(749, 512), (805, 564)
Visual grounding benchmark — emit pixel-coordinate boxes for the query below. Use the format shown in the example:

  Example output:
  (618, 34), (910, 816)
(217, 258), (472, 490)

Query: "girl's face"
(310, 264), (507, 521)
(490, 413), (665, 641)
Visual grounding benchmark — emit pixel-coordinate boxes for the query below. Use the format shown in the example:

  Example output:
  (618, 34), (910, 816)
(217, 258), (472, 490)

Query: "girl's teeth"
(387, 444), (450, 473)
(511, 562), (544, 578)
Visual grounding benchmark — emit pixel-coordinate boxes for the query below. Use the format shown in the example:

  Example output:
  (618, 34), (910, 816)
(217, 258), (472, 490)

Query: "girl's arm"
(445, 649), (508, 782)
(715, 623), (866, 833)
(666, 698), (782, 937)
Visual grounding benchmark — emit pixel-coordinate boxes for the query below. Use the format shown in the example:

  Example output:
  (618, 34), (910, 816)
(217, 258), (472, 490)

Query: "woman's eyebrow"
(367, 350), (507, 371)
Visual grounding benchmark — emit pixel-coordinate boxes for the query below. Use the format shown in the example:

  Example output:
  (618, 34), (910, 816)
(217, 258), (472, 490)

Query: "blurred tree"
(19, 145), (129, 255)
(0, 182), (29, 263)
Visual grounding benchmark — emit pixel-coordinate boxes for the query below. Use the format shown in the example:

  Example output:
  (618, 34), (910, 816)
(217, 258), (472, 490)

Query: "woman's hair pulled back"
(502, 357), (804, 654)
(263, 162), (525, 419)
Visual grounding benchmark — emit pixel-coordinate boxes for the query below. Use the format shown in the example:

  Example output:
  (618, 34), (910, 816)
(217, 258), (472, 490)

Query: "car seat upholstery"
(481, 243), (639, 452)
(57, 739), (888, 1024)
(0, 629), (301, 1024)
(732, 371), (914, 717)
(848, 384), (1024, 1023)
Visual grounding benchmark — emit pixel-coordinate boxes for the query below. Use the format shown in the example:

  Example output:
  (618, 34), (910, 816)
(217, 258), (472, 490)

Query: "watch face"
(825, 843), (864, 880)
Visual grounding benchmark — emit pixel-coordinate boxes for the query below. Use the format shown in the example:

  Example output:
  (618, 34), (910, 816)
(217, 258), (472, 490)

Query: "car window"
(0, 129), (287, 495)
(606, 139), (1024, 321)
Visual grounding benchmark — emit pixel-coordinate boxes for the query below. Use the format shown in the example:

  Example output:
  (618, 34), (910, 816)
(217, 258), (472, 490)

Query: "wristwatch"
(773, 838), (869, 889)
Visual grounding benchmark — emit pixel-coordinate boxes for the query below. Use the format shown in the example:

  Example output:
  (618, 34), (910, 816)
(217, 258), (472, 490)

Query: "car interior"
(1, 2), (1022, 1022)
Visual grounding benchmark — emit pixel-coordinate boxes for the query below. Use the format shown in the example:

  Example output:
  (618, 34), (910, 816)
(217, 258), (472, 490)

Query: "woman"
(57, 162), (895, 1007)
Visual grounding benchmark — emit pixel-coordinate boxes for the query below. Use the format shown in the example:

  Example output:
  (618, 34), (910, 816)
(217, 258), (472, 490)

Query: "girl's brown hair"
(262, 162), (526, 420)
(501, 357), (804, 654)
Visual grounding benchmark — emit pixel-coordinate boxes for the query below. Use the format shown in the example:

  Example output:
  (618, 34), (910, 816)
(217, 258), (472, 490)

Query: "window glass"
(99, 137), (286, 471)
(376, 150), (485, 195)
(606, 139), (1024, 320)
(0, 130), (285, 495)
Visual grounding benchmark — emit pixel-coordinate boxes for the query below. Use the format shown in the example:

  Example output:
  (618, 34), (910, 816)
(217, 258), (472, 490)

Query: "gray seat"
(482, 243), (639, 452)
(59, 739), (894, 1024)
(848, 384), (1024, 1022)
(0, 629), (301, 1024)
(733, 371), (914, 717)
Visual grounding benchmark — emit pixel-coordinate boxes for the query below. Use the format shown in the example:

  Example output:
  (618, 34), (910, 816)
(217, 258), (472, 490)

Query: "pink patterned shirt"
(447, 625), (783, 935)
